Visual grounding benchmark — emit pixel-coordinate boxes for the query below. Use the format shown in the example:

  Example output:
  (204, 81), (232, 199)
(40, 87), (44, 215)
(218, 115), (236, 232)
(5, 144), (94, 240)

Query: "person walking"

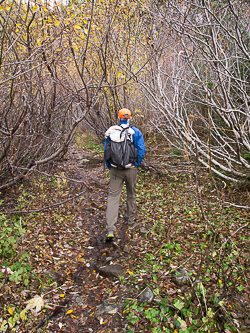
(104, 108), (145, 241)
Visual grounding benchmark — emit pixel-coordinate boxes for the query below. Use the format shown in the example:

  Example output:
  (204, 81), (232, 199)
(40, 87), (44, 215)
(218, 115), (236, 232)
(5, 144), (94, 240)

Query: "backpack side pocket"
(104, 141), (112, 161)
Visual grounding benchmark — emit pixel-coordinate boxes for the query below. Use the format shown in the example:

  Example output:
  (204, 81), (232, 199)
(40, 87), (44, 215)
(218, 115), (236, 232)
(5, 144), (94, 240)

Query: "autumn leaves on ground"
(1, 136), (250, 333)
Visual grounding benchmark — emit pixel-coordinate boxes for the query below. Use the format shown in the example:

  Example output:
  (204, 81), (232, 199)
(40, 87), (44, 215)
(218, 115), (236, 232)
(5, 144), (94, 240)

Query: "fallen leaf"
(167, 288), (177, 295)
(126, 270), (134, 275)
(174, 300), (184, 310)
(66, 309), (73, 315)
(20, 310), (27, 321)
(25, 295), (44, 313)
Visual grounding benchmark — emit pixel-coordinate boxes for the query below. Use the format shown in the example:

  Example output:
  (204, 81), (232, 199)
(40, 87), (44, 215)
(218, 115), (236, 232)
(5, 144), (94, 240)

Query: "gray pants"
(106, 167), (137, 232)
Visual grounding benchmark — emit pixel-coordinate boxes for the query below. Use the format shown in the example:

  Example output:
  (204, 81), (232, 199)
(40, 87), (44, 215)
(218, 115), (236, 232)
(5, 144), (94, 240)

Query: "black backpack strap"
(121, 127), (129, 167)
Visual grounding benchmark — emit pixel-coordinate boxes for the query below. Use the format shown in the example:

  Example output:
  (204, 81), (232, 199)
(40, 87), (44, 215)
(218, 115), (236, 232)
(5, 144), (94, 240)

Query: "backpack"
(104, 124), (138, 168)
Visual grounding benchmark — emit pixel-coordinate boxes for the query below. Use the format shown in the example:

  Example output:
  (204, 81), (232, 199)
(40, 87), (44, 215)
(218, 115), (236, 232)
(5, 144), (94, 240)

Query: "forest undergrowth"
(0, 135), (250, 333)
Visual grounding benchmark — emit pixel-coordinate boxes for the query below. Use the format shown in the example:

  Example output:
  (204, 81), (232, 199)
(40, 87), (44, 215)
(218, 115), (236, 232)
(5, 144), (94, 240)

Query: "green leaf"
(145, 308), (159, 320)
(0, 320), (8, 331)
(25, 264), (31, 271)
(127, 312), (140, 325)
(237, 285), (244, 291)
(175, 319), (181, 327)
(193, 319), (198, 326)
(174, 300), (184, 310)
(8, 317), (15, 329)
(151, 328), (161, 333)
(18, 267), (24, 274)
(207, 308), (214, 318)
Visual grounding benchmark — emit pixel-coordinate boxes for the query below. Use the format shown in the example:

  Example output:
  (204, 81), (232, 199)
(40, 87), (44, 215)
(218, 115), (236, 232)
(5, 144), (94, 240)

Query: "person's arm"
(104, 137), (111, 169)
(133, 127), (145, 167)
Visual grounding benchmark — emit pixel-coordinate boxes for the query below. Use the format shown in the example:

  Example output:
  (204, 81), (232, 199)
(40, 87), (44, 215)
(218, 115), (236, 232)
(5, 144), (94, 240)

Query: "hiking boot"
(106, 231), (114, 241)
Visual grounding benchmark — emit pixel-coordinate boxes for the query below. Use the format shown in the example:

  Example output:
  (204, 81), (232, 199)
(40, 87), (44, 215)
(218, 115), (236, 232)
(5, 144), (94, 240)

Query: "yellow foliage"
(8, 307), (14, 316)
(66, 309), (73, 315)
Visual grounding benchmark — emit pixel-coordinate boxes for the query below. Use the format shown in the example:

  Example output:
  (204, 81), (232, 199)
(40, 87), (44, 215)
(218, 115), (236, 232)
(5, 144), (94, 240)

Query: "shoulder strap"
(119, 123), (130, 129)
(121, 127), (129, 166)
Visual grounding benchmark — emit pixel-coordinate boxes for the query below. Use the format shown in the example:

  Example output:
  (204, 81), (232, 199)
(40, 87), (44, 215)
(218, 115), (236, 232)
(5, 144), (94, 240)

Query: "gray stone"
(105, 257), (113, 263)
(172, 268), (189, 286)
(154, 296), (163, 303)
(128, 222), (140, 229)
(123, 245), (130, 253)
(140, 227), (148, 234)
(43, 269), (61, 282)
(79, 159), (90, 163)
(137, 286), (154, 303)
(231, 311), (246, 319)
(240, 327), (250, 333)
(96, 302), (121, 315)
(76, 221), (83, 228)
(84, 153), (94, 158)
(75, 296), (86, 307)
(96, 264), (124, 278)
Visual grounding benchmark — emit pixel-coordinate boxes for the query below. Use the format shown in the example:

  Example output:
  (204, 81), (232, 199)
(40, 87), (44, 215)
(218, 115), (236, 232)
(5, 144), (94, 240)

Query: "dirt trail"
(41, 147), (139, 332)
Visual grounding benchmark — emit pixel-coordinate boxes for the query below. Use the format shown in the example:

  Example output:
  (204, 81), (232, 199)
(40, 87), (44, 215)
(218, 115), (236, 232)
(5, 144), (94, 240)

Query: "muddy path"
(33, 147), (145, 333)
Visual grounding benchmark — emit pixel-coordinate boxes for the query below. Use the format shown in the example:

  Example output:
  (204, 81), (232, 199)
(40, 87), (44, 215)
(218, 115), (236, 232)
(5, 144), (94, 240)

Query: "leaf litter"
(25, 295), (44, 313)
(0, 144), (250, 332)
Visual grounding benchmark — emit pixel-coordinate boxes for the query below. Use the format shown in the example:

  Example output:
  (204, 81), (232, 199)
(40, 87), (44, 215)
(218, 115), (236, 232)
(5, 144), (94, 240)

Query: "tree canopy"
(1, 0), (250, 187)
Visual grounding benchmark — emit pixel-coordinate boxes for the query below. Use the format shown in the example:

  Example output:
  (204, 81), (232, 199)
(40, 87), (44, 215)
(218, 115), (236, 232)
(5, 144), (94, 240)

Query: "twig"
(176, 254), (194, 270)
(35, 300), (68, 330)
(42, 284), (67, 297)
(47, 303), (68, 308)
(229, 238), (249, 288)
(223, 201), (250, 209)
(162, 255), (194, 278)
(218, 222), (249, 252)
(29, 168), (90, 186)
(194, 198), (250, 210)
(195, 291), (204, 317)
(3, 190), (87, 215)
(201, 283), (207, 314)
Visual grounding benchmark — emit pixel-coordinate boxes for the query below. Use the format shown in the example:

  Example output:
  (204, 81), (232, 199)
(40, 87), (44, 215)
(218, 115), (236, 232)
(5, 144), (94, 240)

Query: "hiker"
(104, 108), (146, 241)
